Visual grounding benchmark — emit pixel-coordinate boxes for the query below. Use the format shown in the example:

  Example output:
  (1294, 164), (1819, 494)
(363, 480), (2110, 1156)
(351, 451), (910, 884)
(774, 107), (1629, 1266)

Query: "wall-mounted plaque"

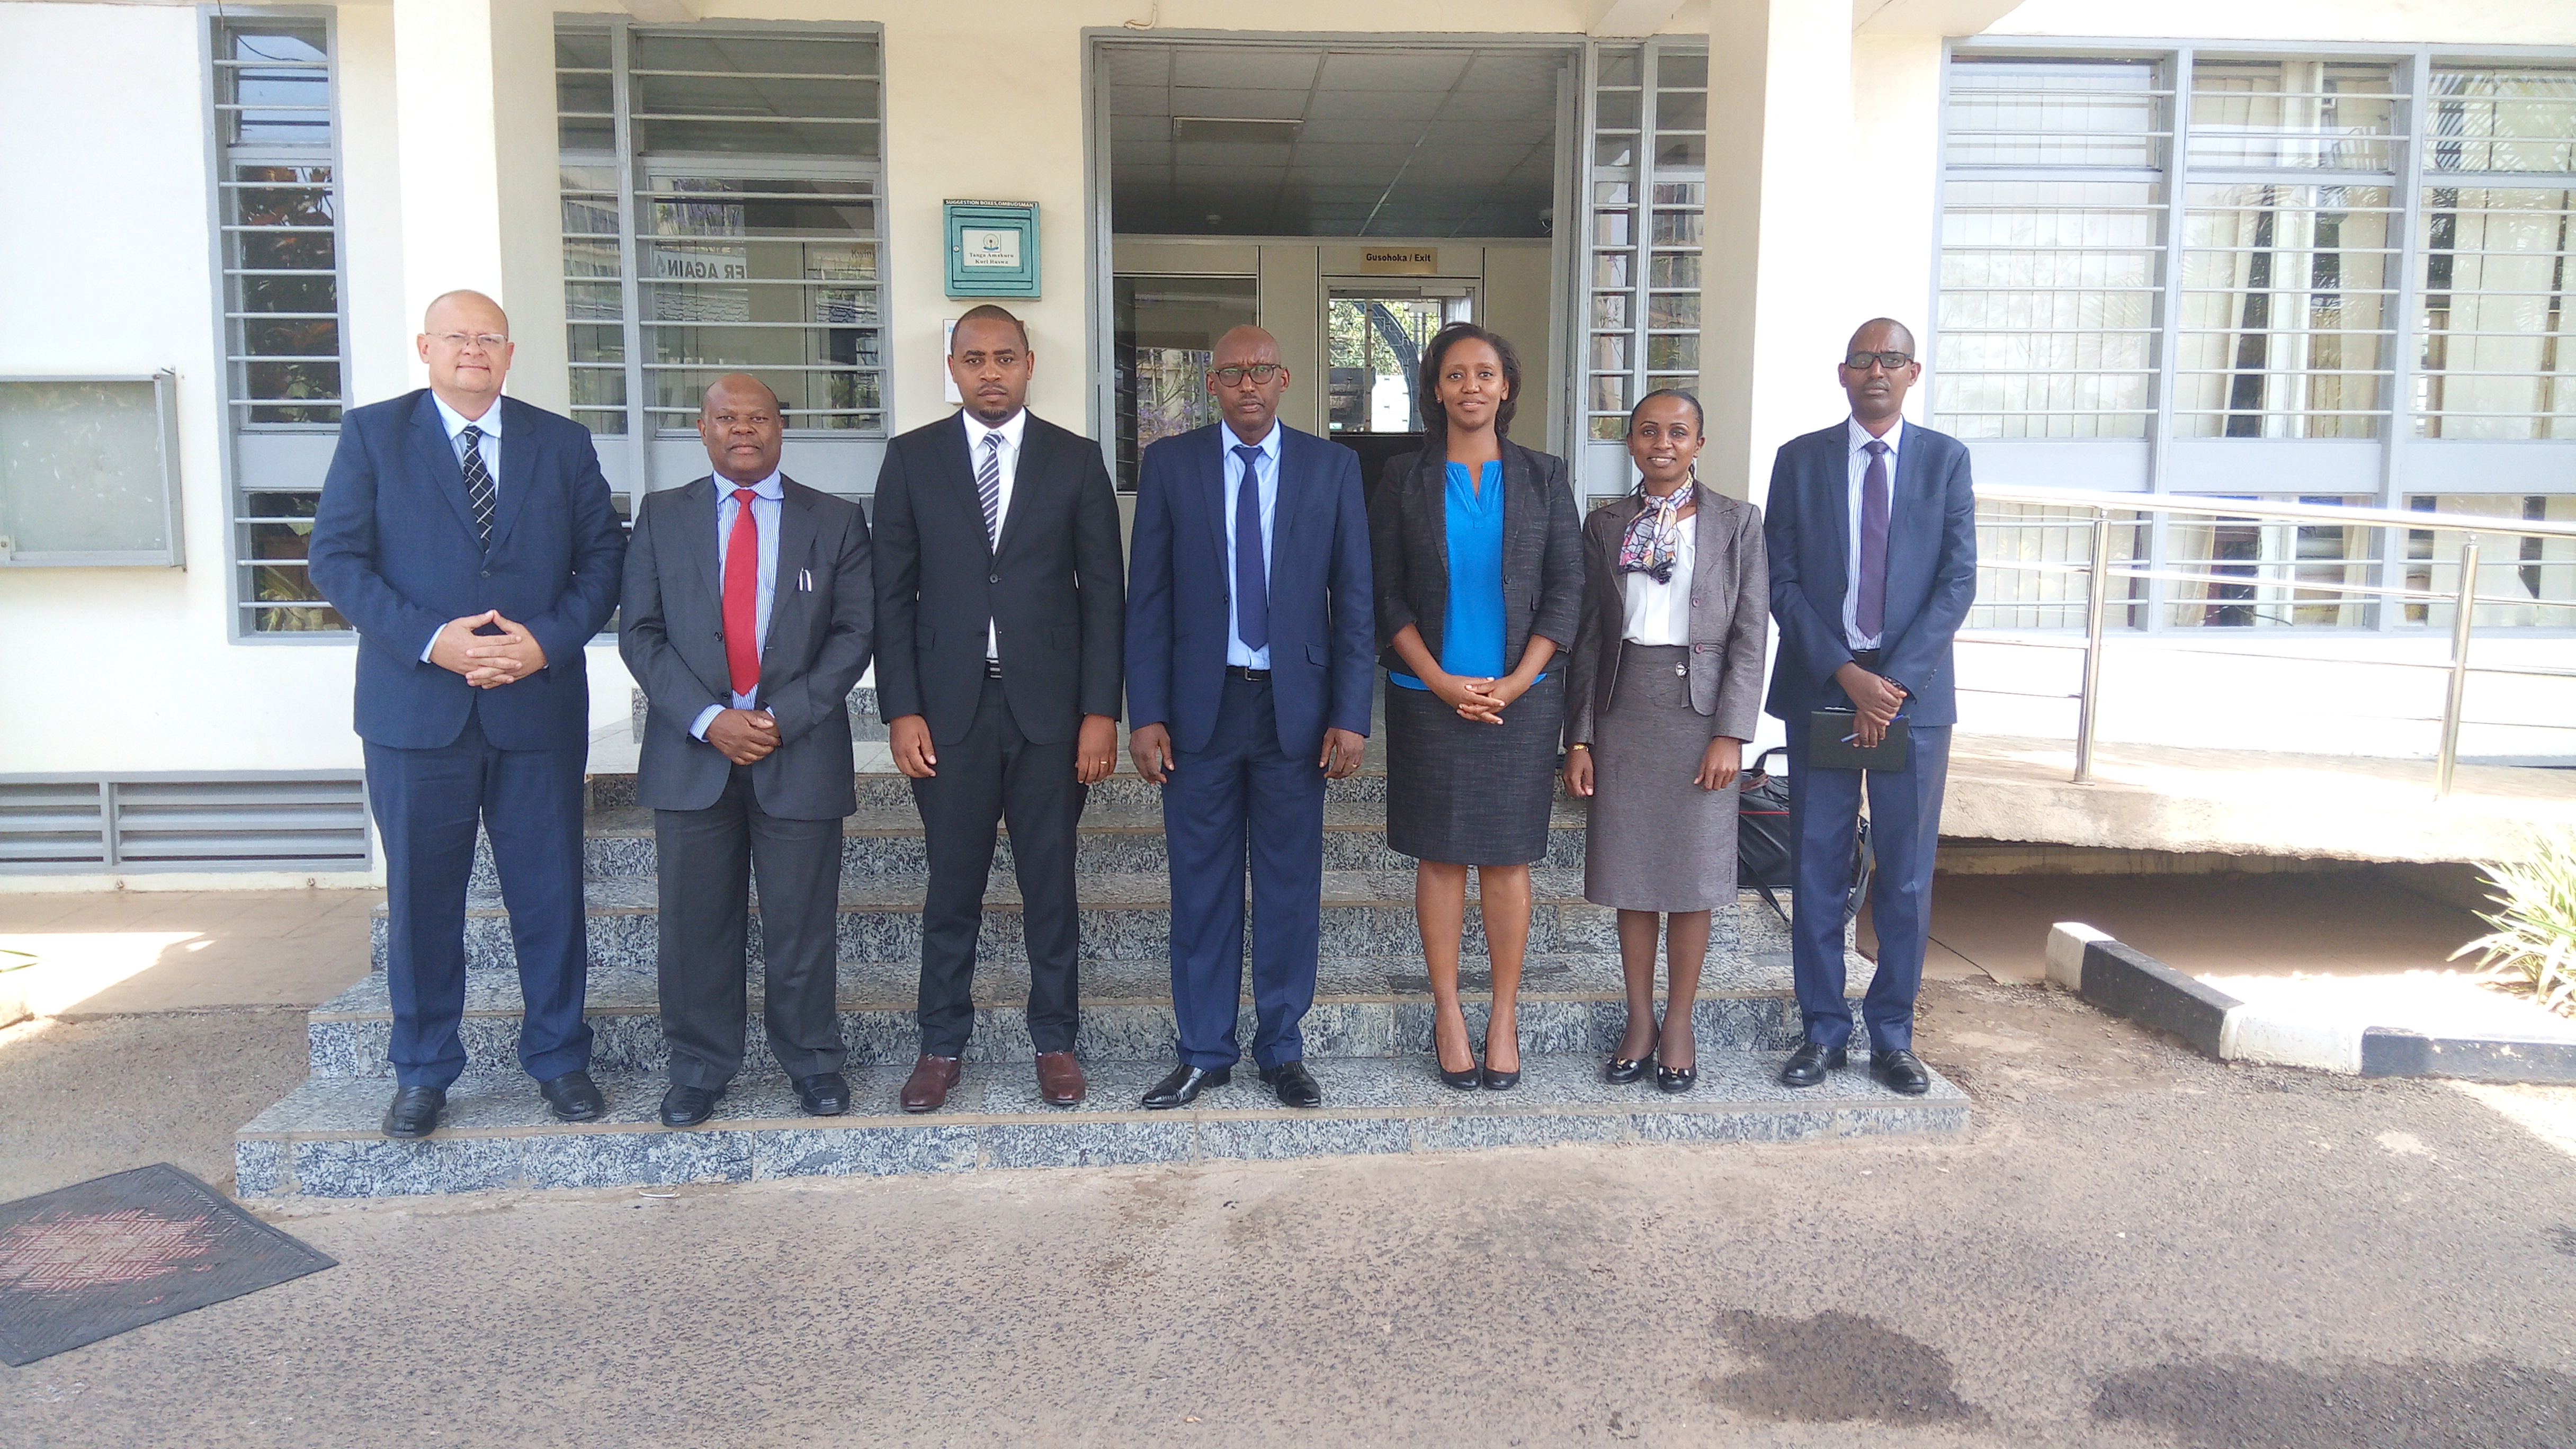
(944, 200), (1040, 298)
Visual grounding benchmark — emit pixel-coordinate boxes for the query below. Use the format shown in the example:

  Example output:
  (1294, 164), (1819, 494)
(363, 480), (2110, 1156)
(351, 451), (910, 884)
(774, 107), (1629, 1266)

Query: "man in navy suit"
(1762, 318), (1977, 1097)
(1126, 325), (1374, 1111)
(310, 289), (625, 1139)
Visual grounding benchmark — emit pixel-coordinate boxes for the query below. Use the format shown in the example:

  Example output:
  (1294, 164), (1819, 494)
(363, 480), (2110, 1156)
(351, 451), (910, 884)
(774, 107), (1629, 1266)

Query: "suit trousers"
(912, 677), (1085, 1056)
(1783, 722), (1951, 1053)
(1162, 675), (1326, 1071)
(654, 765), (848, 1089)
(364, 705), (591, 1090)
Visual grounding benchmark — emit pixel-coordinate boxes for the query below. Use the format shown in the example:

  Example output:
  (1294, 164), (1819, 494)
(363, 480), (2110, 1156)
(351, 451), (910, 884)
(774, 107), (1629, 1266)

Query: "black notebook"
(1806, 708), (1910, 772)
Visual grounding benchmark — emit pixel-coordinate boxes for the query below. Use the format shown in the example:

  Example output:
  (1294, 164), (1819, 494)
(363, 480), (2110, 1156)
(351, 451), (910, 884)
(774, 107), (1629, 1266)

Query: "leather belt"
(983, 659), (1005, 679)
(1226, 665), (1271, 682)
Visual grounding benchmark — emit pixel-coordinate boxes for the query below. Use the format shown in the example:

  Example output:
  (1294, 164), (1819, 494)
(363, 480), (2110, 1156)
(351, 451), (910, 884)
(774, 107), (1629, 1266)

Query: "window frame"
(202, 4), (353, 643)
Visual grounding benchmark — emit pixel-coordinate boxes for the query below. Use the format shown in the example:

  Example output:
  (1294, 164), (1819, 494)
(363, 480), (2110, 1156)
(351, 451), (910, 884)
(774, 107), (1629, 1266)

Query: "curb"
(2045, 923), (2576, 1085)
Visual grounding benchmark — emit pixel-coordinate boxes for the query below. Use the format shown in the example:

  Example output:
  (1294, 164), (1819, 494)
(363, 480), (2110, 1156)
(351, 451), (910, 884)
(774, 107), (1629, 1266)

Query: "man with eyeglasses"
(1125, 325), (1373, 1111)
(871, 305), (1125, 1113)
(619, 375), (875, 1129)
(309, 289), (626, 1140)
(1761, 318), (1977, 1099)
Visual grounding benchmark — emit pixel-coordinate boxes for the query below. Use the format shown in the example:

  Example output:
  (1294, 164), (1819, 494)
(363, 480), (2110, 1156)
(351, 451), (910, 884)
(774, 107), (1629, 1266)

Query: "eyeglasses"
(1210, 363), (1284, 386)
(432, 332), (511, 351)
(1843, 350), (1913, 371)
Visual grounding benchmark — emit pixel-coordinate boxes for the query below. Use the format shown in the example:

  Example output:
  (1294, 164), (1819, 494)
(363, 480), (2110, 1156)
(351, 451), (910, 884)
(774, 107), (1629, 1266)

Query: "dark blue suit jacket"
(309, 390), (625, 752)
(1761, 420), (1978, 728)
(1126, 423), (1375, 759)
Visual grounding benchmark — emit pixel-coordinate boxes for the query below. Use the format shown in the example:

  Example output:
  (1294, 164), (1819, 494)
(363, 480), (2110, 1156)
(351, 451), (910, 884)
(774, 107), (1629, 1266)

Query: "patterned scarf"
(1615, 481), (1694, 584)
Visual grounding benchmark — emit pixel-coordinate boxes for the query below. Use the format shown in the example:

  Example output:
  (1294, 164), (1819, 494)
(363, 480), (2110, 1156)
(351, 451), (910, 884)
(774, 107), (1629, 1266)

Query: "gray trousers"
(655, 765), (847, 1089)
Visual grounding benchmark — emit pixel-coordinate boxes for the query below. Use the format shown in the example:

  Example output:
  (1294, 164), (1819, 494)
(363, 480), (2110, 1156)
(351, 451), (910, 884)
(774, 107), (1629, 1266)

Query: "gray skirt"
(1384, 672), (1564, 866)
(1584, 643), (1740, 912)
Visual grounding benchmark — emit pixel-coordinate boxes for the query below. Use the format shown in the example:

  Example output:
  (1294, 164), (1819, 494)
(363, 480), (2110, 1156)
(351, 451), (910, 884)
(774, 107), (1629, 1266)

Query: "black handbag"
(1738, 747), (1873, 926)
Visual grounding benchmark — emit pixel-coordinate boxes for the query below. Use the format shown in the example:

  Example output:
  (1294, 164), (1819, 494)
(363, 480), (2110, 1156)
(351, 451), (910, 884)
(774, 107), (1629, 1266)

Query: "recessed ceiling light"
(1173, 117), (1302, 145)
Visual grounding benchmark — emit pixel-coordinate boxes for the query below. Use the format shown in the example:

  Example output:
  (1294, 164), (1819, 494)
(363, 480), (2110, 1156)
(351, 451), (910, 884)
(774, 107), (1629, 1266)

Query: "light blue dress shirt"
(420, 394), (504, 662)
(689, 470), (785, 740)
(1222, 421), (1281, 670)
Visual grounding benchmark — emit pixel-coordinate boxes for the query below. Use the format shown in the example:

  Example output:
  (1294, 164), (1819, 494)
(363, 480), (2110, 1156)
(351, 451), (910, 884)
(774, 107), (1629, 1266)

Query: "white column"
(1701, 0), (1858, 501)
(390, 0), (565, 406)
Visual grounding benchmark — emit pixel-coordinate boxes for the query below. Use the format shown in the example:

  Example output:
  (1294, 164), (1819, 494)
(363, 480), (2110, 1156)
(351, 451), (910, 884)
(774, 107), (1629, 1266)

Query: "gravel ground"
(4, 982), (2574, 1447)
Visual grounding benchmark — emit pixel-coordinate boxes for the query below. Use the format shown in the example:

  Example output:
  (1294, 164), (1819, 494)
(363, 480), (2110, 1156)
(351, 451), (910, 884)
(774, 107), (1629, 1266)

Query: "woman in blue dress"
(1370, 323), (1585, 1092)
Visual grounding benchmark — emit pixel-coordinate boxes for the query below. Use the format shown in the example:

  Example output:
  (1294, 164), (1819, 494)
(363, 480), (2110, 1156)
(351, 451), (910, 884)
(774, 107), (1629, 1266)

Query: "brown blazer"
(1369, 440), (1584, 677)
(1563, 484), (1768, 747)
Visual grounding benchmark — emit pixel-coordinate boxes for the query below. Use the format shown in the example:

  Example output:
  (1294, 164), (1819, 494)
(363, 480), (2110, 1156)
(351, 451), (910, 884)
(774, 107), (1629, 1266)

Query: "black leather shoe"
(1778, 1041), (1849, 1088)
(1656, 1063), (1697, 1093)
(792, 1072), (850, 1116)
(1870, 1049), (1933, 1096)
(539, 1070), (606, 1123)
(1140, 1063), (1230, 1110)
(660, 1083), (724, 1128)
(381, 1085), (445, 1139)
(1260, 1060), (1323, 1109)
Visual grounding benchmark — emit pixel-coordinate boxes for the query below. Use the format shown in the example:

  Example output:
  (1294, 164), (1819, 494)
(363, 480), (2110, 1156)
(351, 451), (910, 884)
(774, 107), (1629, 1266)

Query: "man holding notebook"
(1761, 318), (1977, 1096)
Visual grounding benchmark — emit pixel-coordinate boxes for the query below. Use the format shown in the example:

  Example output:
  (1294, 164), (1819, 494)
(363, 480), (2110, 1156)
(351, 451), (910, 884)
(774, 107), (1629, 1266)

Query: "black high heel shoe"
(1605, 1045), (1654, 1084)
(1479, 1029), (1522, 1091)
(1434, 1013), (1481, 1091)
(1655, 1060), (1697, 1093)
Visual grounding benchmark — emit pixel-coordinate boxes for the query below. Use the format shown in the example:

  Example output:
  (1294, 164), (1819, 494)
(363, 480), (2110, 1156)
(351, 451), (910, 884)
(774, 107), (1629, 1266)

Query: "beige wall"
(1991, 0), (2576, 44)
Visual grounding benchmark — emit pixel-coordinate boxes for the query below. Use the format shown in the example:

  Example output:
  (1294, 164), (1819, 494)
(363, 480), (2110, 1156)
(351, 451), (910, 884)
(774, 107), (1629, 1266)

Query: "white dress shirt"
(689, 469), (785, 741)
(963, 408), (1027, 660)
(1842, 415), (1906, 652)
(1621, 514), (1694, 647)
(420, 393), (505, 661)
(1221, 420), (1282, 669)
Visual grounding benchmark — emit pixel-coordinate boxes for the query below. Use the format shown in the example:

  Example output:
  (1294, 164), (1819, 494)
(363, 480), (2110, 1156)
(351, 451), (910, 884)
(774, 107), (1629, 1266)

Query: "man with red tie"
(620, 374), (876, 1129)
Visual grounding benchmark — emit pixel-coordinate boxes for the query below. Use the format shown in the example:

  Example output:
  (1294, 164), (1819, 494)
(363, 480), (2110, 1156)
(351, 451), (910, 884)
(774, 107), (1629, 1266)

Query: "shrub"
(2453, 831), (2576, 1019)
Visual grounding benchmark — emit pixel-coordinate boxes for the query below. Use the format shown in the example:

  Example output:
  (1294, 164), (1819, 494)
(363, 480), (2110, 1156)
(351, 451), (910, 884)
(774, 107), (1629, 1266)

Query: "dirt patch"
(1700, 1309), (1987, 1427)
(2091, 1355), (2576, 1449)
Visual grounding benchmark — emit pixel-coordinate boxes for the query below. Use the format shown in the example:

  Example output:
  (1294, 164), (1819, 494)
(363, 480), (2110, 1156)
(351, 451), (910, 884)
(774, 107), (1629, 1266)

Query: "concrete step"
(303, 946), (1857, 1078)
(587, 770), (1389, 813)
(375, 872), (1810, 975)
(488, 799), (1592, 891)
(234, 1052), (1969, 1198)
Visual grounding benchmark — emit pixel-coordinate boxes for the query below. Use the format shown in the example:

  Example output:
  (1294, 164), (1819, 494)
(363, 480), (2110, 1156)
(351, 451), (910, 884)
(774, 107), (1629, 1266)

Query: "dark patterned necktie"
(1857, 439), (1890, 639)
(459, 424), (495, 547)
(977, 432), (1004, 547)
(1233, 444), (1269, 654)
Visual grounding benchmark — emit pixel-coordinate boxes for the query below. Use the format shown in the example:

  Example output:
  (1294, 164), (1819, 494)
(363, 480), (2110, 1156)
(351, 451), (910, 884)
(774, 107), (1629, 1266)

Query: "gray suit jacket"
(1370, 439), (1584, 676)
(619, 474), (875, 818)
(1563, 485), (1768, 747)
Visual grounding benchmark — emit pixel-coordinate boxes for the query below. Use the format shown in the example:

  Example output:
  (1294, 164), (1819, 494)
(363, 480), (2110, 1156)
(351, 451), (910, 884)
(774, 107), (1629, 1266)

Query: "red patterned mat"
(0, 1164), (335, 1366)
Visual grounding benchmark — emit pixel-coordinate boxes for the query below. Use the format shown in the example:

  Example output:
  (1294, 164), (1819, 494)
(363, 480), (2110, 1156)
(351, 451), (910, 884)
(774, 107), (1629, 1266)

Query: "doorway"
(1325, 281), (1477, 497)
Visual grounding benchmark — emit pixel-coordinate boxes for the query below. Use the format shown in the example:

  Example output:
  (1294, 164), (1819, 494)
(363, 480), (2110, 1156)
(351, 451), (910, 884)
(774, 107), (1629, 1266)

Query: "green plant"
(2453, 831), (2576, 1018)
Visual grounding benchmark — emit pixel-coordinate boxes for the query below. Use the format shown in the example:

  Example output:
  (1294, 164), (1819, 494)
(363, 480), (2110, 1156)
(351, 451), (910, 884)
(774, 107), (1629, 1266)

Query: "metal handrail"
(1976, 485), (2576, 540)
(1966, 489), (2574, 797)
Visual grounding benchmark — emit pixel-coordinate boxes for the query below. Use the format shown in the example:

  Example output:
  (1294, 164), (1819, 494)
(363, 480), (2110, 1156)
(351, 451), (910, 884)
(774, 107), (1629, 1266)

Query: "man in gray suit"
(620, 374), (875, 1128)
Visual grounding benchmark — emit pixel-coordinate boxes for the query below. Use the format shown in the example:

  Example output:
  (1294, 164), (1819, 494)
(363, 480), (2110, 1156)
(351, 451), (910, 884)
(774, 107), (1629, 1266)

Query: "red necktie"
(723, 488), (761, 698)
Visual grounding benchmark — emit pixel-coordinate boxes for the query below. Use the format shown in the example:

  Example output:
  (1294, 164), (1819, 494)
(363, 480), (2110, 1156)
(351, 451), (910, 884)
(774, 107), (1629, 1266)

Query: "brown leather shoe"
(900, 1054), (961, 1114)
(1035, 1051), (1086, 1106)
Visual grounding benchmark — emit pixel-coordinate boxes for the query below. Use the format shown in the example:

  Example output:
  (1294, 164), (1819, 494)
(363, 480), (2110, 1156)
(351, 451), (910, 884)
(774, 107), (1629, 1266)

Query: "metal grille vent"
(0, 774), (369, 873)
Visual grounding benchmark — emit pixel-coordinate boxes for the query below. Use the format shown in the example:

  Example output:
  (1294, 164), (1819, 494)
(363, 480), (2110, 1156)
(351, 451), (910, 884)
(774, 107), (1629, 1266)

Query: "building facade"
(2, 0), (2571, 881)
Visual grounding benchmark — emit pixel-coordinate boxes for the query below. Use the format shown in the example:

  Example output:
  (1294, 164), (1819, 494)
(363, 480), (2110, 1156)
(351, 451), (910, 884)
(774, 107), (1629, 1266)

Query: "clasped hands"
(1833, 660), (1909, 749)
(430, 610), (547, 689)
(1428, 670), (1525, 724)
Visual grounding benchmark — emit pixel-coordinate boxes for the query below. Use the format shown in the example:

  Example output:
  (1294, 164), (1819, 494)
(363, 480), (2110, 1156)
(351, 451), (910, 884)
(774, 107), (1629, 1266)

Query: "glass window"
(1585, 43), (1705, 444)
(212, 13), (349, 635)
(557, 23), (886, 449)
(1936, 180), (2162, 439)
(1113, 275), (1258, 491)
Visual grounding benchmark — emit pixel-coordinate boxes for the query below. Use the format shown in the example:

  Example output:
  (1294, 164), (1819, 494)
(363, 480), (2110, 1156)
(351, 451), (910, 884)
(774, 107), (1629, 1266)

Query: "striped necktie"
(976, 431), (1004, 547)
(460, 424), (495, 547)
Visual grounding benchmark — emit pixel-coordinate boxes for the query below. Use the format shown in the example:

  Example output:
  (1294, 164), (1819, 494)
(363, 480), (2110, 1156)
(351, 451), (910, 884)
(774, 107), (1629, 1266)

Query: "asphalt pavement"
(5, 979), (2574, 1447)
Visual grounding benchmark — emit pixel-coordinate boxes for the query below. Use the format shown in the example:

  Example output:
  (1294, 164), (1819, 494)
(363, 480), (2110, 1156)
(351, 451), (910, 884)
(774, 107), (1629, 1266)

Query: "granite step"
(304, 946), (1863, 1078)
(234, 1051), (1970, 1198)
(378, 872), (1810, 975)
(587, 770), (1389, 813)
(485, 798), (1592, 890)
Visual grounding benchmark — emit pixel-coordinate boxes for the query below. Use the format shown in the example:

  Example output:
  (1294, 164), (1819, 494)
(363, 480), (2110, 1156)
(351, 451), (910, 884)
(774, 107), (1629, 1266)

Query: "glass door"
(1325, 282), (1477, 495)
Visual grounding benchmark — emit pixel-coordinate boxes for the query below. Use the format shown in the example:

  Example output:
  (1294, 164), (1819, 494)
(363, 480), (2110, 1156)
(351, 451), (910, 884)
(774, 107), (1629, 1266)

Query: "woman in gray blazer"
(1562, 390), (1768, 1092)
(1371, 323), (1584, 1093)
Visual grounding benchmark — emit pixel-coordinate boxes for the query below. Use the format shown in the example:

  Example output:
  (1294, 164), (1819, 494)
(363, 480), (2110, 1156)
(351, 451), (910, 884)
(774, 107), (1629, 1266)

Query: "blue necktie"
(1858, 439), (1890, 639)
(1233, 444), (1269, 654)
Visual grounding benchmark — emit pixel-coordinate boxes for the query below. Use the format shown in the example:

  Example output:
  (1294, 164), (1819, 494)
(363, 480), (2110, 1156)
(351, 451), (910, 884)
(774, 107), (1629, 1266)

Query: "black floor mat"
(0, 1164), (335, 1366)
